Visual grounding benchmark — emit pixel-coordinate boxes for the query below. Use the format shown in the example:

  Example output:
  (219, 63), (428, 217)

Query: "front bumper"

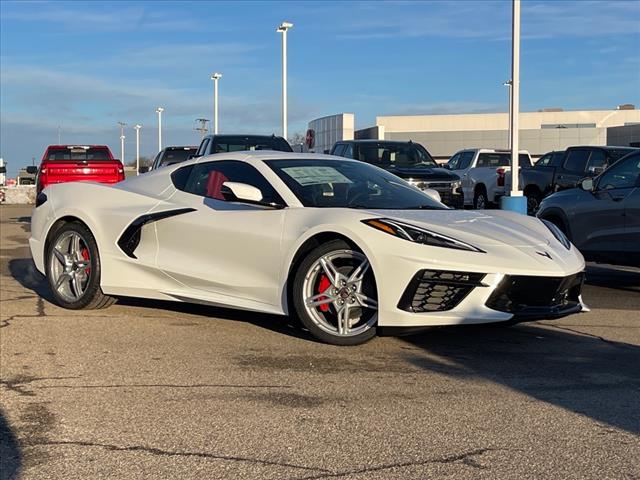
(407, 180), (464, 208)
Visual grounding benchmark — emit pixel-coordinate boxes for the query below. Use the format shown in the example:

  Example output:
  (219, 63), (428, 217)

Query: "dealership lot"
(1, 204), (639, 479)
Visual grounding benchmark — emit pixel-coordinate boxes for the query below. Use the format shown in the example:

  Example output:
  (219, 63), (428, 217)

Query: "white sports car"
(29, 151), (586, 345)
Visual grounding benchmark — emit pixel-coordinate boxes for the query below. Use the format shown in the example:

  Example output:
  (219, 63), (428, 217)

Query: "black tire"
(473, 188), (490, 210)
(525, 190), (543, 216)
(292, 239), (377, 346)
(46, 222), (116, 310)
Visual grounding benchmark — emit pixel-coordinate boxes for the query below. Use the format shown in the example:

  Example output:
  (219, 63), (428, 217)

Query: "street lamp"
(277, 21), (293, 140)
(117, 121), (126, 163)
(211, 73), (222, 134)
(134, 124), (142, 175)
(155, 107), (164, 151)
(503, 80), (512, 149)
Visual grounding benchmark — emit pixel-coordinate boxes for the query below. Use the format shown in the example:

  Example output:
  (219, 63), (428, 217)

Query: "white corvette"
(29, 151), (586, 345)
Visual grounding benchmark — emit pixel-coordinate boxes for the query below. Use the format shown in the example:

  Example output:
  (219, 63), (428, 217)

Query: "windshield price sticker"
(282, 166), (353, 186)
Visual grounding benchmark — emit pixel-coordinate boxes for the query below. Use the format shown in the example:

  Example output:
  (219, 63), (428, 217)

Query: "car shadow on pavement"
(0, 409), (21, 480)
(585, 264), (640, 292)
(399, 322), (640, 435)
(7, 258), (54, 302)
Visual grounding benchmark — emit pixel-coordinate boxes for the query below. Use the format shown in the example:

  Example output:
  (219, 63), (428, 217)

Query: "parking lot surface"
(1, 204), (639, 479)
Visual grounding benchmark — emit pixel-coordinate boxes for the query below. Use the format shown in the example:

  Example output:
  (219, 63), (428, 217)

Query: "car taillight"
(496, 168), (506, 187)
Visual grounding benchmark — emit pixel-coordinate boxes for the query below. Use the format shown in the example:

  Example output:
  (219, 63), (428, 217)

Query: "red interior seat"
(205, 170), (229, 200)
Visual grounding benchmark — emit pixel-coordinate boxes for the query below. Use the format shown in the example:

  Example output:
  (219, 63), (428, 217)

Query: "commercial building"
(307, 106), (640, 161)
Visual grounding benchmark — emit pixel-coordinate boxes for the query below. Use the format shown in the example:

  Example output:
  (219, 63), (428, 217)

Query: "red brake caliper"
(81, 247), (91, 275)
(318, 275), (331, 312)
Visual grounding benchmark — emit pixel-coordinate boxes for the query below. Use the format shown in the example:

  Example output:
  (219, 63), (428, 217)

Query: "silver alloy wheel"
(302, 249), (378, 337)
(49, 231), (91, 302)
(476, 193), (486, 209)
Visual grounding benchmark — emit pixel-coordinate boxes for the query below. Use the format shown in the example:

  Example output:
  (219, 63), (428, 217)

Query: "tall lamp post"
(277, 21), (293, 140)
(117, 121), (126, 163)
(211, 73), (222, 134)
(155, 107), (164, 151)
(134, 124), (141, 175)
(503, 80), (512, 149)
(501, 0), (526, 214)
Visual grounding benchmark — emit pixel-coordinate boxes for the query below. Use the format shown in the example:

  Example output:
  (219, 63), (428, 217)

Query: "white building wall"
(308, 113), (354, 153)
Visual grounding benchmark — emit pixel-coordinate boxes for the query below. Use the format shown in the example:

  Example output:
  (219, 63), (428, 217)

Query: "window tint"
(597, 153), (640, 190)
(46, 147), (111, 161)
(550, 151), (565, 166)
(447, 153), (461, 170)
(212, 137), (293, 153)
(586, 150), (607, 173)
(458, 151), (475, 170)
(179, 160), (284, 205)
(171, 165), (194, 190)
(332, 144), (346, 157)
(356, 143), (436, 167)
(343, 143), (354, 159)
(536, 153), (551, 167)
(196, 138), (210, 157)
(564, 149), (590, 173)
(607, 148), (637, 162)
(476, 153), (531, 168)
(159, 148), (196, 168)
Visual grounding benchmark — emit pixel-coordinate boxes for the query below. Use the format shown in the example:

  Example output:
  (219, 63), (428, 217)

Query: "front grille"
(398, 270), (487, 313)
(485, 273), (584, 314)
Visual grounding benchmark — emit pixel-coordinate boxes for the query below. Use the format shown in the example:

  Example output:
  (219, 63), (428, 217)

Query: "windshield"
(358, 143), (437, 168)
(46, 147), (112, 161)
(266, 159), (448, 210)
(160, 148), (196, 167)
(213, 137), (293, 153)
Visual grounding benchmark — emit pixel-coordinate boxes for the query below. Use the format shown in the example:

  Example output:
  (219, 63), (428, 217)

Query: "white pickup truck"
(445, 148), (532, 209)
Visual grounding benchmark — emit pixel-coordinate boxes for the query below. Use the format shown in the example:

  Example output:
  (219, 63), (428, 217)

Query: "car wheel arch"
(45, 215), (94, 256)
(538, 208), (573, 241)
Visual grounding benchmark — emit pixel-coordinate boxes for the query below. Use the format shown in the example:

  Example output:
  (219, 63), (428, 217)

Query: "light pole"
(501, 0), (525, 214)
(503, 80), (512, 149)
(134, 124), (141, 175)
(155, 107), (164, 151)
(117, 121), (126, 162)
(277, 21), (293, 140)
(211, 73), (222, 134)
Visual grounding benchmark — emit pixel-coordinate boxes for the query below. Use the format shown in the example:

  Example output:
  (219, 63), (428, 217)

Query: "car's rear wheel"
(473, 188), (489, 209)
(525, 189), (543, 215)
(293, 240), (378, 345)
(46, 222), (115, 310)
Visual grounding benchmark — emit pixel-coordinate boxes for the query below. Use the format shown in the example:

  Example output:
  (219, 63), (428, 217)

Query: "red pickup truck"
(37, 145), (125, 193)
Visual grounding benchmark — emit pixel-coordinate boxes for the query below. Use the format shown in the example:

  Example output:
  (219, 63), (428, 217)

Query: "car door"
(556, 148), (591, 191)
(454, 151), (475, 202)
(154, 160), (287, 309)
(570, 154), (639, 256)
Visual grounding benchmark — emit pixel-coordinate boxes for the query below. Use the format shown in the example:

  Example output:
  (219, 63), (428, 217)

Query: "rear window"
(46, 147), (112, 161)
(476, 153), (531, 168)
(213, 137), (293, 153)
(160, 148), (196, 167)
(357, 143), (437, 168)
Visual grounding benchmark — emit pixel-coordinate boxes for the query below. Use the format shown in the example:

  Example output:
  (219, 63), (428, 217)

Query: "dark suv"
(330, 140), (462, 207)
(194, 134), (293, 157)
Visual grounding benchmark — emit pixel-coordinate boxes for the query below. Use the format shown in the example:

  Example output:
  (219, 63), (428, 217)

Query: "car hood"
(364, 209), (552, 248)
(383, 166), (459, 181)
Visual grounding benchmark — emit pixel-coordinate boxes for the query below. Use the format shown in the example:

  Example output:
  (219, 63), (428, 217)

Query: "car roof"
(47, 145), (109, 149)
(204, 134), (286, 140)
(168, 150), (349, 170)
(164, 146), (197, 150)
(337, 139), (417, 144)
(457, 148), (530, 154)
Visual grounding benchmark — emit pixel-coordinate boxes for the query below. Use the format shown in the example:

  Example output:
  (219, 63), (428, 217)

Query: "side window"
(196, 138), (210, 157)
(586, 150), (607, 173)
(180, 160), (285, 205)
(343, 144), (354, 159)
(332, 144), (345, 157)
(171, 165), (194, 190)
(447, 153), (460, 170)
(458, 151), (474, 170)
(536, 154), (551, 167)
(476, 154), (489, 168)
(563, 149), (590, 173)
(550, 151), (565, 165)
(597, 154), (640, 190)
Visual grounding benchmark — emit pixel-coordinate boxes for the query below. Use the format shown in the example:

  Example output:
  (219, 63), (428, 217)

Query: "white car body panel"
(30, 151), (585, 329)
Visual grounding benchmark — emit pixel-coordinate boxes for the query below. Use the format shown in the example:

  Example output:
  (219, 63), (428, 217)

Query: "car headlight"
(451, 180), (462, 190)
(362, 218), (485, 253)
(541, 219), (571, 250)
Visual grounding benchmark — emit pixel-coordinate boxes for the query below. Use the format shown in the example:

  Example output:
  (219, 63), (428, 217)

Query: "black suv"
(150, 146), (198, 170)
(330, 140), (462, 207)
(194, 134), (293, 157)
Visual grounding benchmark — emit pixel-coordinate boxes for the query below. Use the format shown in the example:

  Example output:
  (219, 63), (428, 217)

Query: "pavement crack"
(37, 383), (294, 390)
(292, 448), (502, 479)
(0, 375), (81, 397)
(27, 439), (330, 473)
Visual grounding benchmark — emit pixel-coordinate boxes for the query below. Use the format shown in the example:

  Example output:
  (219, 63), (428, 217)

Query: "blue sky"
(1, 0), (639, 175)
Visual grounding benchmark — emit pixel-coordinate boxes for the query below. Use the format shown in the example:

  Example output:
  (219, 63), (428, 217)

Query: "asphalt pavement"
(1, 204), (639, 479)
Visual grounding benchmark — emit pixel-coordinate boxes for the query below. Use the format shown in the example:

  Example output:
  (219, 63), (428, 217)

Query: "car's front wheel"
(46, 222), (115, 310)
(292, 240), (378, 345)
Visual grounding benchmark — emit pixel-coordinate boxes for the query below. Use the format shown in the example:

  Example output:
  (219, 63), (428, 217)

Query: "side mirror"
(26, 166), (38, 175)
(138, 166), (151, 174)
(579, 178), (594, 192)
(423, 188), (442, 203)
(221, 182), (263, 203)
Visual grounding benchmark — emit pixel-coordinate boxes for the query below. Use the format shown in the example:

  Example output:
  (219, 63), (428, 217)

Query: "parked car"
(30, 151), (585, 346)
(194, 134), (293, 158)
(446, 148), (532, 209)
(518, 146), (638, 214)
(150, 146), (197, 171)
(36, 145), (125, 194)
(537, 150), (640, 267)
(330, 140), (463, 208)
